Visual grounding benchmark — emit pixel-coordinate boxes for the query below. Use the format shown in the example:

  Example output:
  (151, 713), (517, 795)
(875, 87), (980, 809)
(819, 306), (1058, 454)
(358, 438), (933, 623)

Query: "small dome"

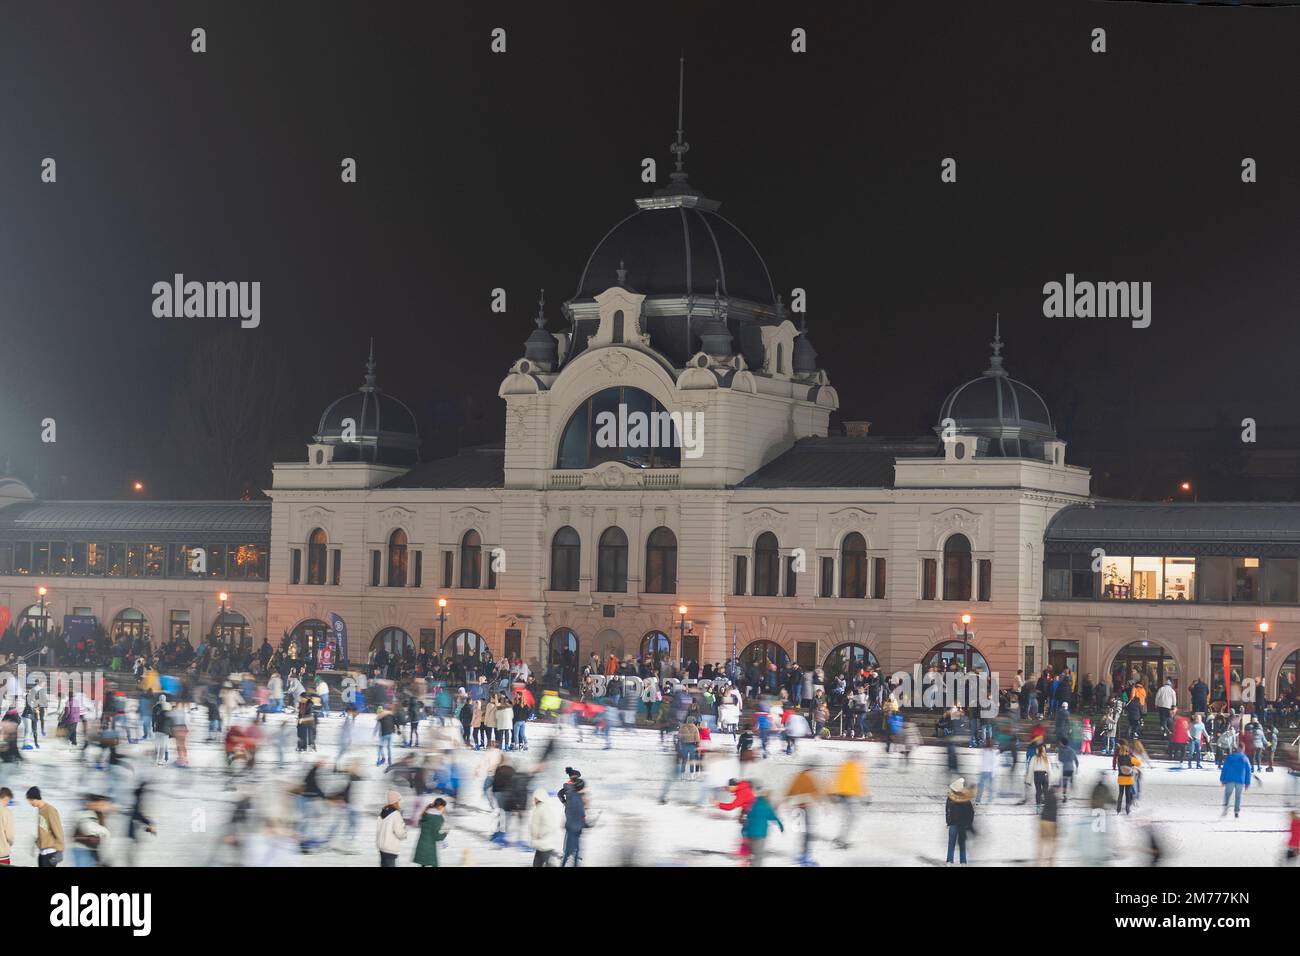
(314, 343), (420, 467)
(937, 326), (1055, 458)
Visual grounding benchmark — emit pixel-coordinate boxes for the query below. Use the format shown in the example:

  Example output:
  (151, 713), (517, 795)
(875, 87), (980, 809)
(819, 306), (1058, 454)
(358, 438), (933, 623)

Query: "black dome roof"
(575, 204), (775, 304)
(314, 344), (420, 467)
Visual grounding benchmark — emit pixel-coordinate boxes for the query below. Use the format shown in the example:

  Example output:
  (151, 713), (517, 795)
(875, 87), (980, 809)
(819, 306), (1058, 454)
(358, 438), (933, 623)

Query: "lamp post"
(218, 591), (229, 650)
(437, 597), (448, 653)
(37, 585), (48, 666)
(960, 612), (972, 672)
(1258, 620), (1275, 717)
(1178, 481), (1197, 503)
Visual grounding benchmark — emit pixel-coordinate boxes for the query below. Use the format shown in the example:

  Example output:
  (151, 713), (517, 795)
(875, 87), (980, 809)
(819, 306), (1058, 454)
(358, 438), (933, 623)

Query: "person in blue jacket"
(741, 787), (784, 867)
(1220, 747), (1252, 818)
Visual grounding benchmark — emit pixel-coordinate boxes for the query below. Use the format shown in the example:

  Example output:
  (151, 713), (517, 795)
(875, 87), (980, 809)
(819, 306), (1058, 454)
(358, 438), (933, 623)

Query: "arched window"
(597, 527), (628, 593)
(740, 639), (790, 671)
(213, 609), (250, 648)
(550, 526), (580, 591)
(923, 640), (989, 675)
(306, 528), (328, 585)
(641, 630), (670, 665)
(1110, 641), (1177, 696)
(372, 627), (415, 657)
(290, 619), (331, 657)
(775, 343), (784, 375)
(840, 531), (868, 599)
(943, 534), (972, 602)
(824, 643), (880, 683)
(459, 530), (482, 589)
(753, 532), (780, 596)
(111, 608), (151, 644)
(644, 527), (677, 594)
(1277, 649), (1299, 702)
(444, 628), (489, 661)
(387, 529), (408, 588)
(17, 603), (53, 637)
(556, 386), (681, 470)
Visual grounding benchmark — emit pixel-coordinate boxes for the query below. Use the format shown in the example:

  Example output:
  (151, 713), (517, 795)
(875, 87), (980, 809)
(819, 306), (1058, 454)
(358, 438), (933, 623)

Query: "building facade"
(2, 152), (1298, 709)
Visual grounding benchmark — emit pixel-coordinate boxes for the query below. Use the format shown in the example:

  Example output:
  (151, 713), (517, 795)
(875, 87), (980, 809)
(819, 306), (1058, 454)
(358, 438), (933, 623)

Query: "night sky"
(3, 0), (1300, 502)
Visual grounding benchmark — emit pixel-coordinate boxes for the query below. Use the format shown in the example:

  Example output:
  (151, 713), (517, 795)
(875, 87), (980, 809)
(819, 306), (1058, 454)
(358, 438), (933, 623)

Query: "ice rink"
(4, 711), (1296, 866)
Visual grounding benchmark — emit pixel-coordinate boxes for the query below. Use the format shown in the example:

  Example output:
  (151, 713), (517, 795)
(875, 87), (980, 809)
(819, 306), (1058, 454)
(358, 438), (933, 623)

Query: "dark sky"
(3, 0), (1300, 501)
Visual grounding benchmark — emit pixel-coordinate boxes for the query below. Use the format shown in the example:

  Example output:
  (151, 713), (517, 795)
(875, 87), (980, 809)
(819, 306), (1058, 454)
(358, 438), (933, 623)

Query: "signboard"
(318, 643), (335, 671)
(329, 613), (348, 666)
(63, 615), (98, 643)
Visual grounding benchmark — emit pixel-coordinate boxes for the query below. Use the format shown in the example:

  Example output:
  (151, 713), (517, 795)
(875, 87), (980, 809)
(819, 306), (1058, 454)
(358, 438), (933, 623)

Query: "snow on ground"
(3, 711), (1295, 866)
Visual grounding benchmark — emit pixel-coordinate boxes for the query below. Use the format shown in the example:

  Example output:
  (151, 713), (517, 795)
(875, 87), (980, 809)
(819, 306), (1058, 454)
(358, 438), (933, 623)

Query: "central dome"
(575, 202), (776, 305)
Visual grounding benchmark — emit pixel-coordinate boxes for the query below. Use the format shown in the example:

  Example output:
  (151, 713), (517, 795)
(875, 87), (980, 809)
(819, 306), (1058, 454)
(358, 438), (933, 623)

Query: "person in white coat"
(1154, 680), (1177, 737)
(529, 788), (563, 867)
(376, 790), (408, 867)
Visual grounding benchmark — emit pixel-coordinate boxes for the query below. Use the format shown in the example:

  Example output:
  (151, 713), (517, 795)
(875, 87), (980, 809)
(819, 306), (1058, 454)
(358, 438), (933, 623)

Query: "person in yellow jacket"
(827, 756), (870, 849)
(140, 667), (161, 695)
(785, 766), (821, 865)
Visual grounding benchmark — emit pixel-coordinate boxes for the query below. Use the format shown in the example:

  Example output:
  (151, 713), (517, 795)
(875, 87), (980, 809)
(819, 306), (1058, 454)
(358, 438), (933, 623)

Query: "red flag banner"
(1222, 646), (1231, 706)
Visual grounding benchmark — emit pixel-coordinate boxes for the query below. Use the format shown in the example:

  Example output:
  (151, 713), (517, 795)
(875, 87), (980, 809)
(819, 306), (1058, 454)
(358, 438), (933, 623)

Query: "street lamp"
(960, 612), (972, 672)
(36, 586), (48, 664)
(437, 597), (448, 652)
(1258, 621), (1276, 716)
(218, 591), (229, 650)
(1178, 481), (1197, 502)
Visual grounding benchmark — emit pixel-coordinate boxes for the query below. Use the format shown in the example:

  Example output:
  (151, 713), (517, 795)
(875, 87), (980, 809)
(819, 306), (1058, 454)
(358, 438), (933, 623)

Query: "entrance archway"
(922, 640), (989, 675)
(372, 627), (415, 657)
(824, 642), (880, 683)
(739, 640), (789, 695)
(640, 630), (670, 666)
(593, 628), (624, 663)
(290, 619), (330, 659)
(1278, 650), (1299, 703)
(1109, 641), (1178, 695)
(111, 608), (151, 645)
(548, 628), (579, 688)
(443, 629), (489, 661)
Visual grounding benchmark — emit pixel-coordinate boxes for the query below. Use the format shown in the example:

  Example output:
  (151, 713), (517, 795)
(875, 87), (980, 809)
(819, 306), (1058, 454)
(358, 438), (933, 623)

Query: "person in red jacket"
(1170, 711), (1190, 765)
(1287, 810), (1299, 864)
(719, 778), (756, 858)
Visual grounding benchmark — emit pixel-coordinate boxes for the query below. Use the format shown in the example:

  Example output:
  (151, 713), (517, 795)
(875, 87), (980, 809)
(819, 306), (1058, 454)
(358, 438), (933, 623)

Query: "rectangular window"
(1210, 644), (1245, 704)
(86, 542), (105, 576)
(504, 628), (522, 659)
(49, 541), (67, 575)
(169, 610), (191, 643)
(14, 542), (31, 575)
(1163, 556), (1196, 602)
(127, 543), (145, 577)
(921, 558), (937, 600)
(331, 549), (342, 585)
(796, 641), (817, 671)
(34, 541), (49, 575)
(252, 544), (270, 581)
(1100, 555), (1132, 599)
(487, 554), (497, 590)
(207, 544), (227, 578)
(107, 543), (125, 577)
(978, 559), (992, 602)
(290, 549), (302, 584)
(872, 557), (886, 599)
(1232, 557), (1261, 603)
(819, 556), (834, 598)
(145, 543), (165, 577)
(413, 550), (422, 588)
(1131, 556), (1162, 600)
(783, 555), (797, 597)
(1200, 556), (1230, 602)
(733, 555), (747, 596)
(1263, 557), (1298, 604)
(443, 551), (454, 588)
(167, 544), (187, 577)
(370, 550), (381, 587)
(0, 543), (12, 574)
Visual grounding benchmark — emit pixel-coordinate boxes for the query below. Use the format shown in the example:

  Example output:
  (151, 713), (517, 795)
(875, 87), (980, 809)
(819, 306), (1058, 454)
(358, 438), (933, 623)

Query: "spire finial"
(363, 338), (377, 390)
(616, 260), (627, 287)
(669, 56), (690, 183)
(534, 289), (546, 330)
(985, 314), (1006, 376)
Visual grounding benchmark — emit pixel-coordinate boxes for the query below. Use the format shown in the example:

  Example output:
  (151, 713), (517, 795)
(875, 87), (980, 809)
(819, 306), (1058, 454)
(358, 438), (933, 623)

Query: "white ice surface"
(4, 711), (1295, 866)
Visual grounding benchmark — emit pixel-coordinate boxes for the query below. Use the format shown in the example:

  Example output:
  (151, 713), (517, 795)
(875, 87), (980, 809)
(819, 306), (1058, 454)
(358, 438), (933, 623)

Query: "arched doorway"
(1278, 650), (1299, 703)
(640, 630), (671, 666)
(1109, 641), (1178, 695)
(372, 627), (415, 658)
(922, 640), (989, 675)
(18, 603), (54, 640)
(548, 628), (579, 688)
(593, 628), (624, 664)
(824, 642), (880, 683)
(290, 618), (331, 662)
(443, 628), (489, 662)
(213, 609), (251, 652)
(739, 640), (789, 694)
(111, 608), (151, 645)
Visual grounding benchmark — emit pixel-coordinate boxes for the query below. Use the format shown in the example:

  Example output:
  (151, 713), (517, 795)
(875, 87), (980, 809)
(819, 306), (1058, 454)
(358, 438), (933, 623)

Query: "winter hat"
(949, 777), (967, 794)
(385, 789), (401, 805)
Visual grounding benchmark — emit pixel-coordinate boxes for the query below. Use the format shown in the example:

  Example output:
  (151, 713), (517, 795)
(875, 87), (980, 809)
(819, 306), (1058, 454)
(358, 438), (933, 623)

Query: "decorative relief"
(743, 508), (790, 531)
(449, 507), (490, 531)
(829, 508), (878, 534)
(932, 509), (982, 542)
(597, 350), (632, 377)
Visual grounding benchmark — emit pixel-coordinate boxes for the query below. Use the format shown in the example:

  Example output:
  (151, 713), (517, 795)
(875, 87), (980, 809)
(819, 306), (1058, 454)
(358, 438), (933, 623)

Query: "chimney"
(843, 420), (872, 438)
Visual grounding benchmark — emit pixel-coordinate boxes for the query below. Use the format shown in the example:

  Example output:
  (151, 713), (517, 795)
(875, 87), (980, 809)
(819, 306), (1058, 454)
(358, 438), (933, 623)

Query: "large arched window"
(444, 628), (490, 661)
(644, 527), (677, 594)
(740, 639), (790, 670)
(290, 619), (331, 656)
(548, 628), (580, 688)
(111, 608), (151, 644)
(753, 532), (780, 596)
(556, 386), (681, 470)
(550, 526), (580, 591)
(1278, 649), (1299, 702)
(387, 529), (408, 587)
(372, 627), (415, 657)
(923, 640), (989, 675)
(459, 530), (482, 589)
(943, 534), (972, 602)
(824, 643), (880, 683)
(17, 603), (53, 636)
(641, 630), (670, 665)
(840, 532), (868, 599)
(597, 527), (628, 593)
(213, 609), (250, 648)
(306, 528), (328, 585)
